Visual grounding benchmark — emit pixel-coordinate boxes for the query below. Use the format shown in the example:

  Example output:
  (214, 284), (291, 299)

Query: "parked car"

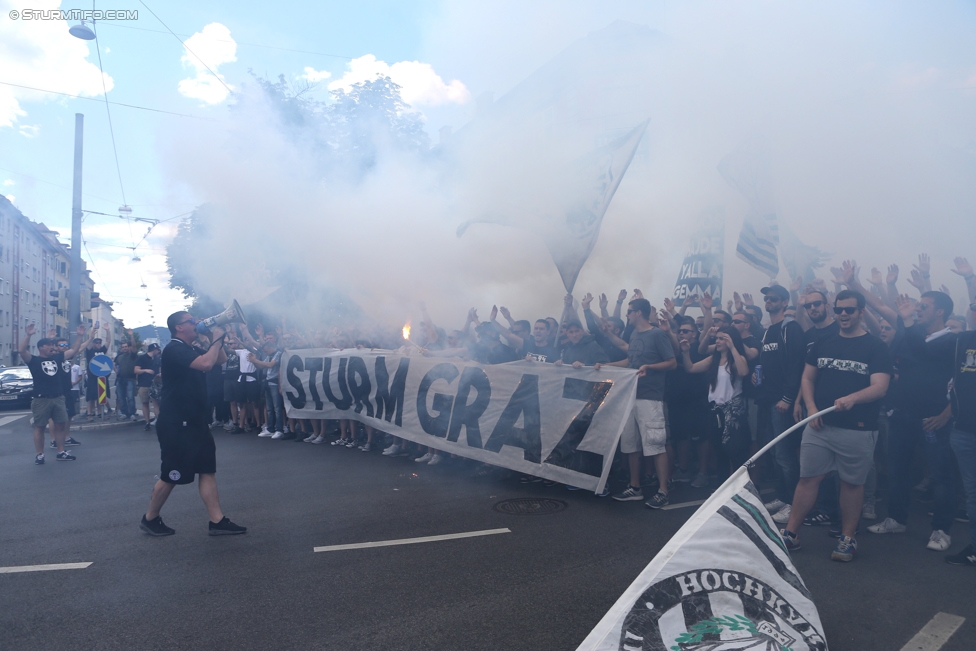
(0, 367), (34, 409)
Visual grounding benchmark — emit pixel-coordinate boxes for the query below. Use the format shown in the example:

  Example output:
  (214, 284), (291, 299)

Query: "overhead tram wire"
(95, 22), (356, 60)
(0, 82), (216, 120)
(91, 11), (127, 209)
(137, 0), (234, 97)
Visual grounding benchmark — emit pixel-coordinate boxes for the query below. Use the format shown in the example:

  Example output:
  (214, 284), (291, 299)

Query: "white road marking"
(0, 414), (27, 428)
(0, 562), (92, 574)
(660, 499), (707, 511)
(899, 612), (965, 651)
(314, 528), (510, 552)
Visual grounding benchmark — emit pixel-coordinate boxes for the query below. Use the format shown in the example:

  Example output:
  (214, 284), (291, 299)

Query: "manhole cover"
(492, 498), (568, 515)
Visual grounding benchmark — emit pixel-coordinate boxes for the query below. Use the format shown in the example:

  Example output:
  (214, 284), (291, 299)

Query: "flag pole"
(743, 405), (836, 469)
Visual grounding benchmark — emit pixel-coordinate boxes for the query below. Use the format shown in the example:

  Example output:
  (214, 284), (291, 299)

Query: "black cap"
(760, 285), (790, 302)
(147, 343), (161, 352)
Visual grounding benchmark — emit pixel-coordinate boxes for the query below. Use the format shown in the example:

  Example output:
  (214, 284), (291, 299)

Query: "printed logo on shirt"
(62, 360), (71, 374)
(962, 349), (976, 373)
(168, 470), (181, 481)
(40, 360), (58, 376)
(817, 357), (868, 375)
(762, 342), (779, 353)
(527, 353), (547, 362)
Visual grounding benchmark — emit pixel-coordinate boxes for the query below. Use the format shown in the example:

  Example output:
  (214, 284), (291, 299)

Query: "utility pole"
(69, 113), (83, 344)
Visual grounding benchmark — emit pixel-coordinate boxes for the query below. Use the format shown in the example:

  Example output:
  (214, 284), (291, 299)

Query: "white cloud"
(328, 54), (470, 107)
(2, 179), (14, 187)
(18, 124), (39, 138)
(177, 22), (236, 104)
(4, 195), (14, 204)
(0, 0), (113, 128)
(104, 46), (111, 54)
(300, 66), (332, 83)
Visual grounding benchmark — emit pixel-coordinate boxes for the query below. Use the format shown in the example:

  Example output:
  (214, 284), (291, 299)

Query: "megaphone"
(196, 299), (247, 334)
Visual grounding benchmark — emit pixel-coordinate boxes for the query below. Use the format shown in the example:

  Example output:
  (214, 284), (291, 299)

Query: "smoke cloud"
(161, 1), (976, 332)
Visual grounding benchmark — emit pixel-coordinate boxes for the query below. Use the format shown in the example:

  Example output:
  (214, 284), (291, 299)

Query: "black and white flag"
(577, 467), (827, 651)
(672, 209), (725, 307)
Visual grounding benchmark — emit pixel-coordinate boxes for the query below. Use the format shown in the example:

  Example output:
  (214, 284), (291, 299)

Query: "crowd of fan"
(189, 254), (976, 566)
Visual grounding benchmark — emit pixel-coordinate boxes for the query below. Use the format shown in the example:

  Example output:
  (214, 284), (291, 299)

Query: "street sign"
(89, 354), (113, 377)
(97, 377), (107, 404)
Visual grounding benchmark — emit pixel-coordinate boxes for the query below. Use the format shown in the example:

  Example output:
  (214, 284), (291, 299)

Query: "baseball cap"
(760, 285), (790, 302)
(147, 343), (161, 352)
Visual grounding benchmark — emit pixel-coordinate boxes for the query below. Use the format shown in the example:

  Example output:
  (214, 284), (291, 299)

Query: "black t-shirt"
(757, 319), (806, 405)
(85, 346), (108, 379)
(521, 340), (560, 363)
(889, 324), (956, 418)
(806, 332), (892, 431)
(804, 320), (840, 352)
(477, 342), (519, 365)
(951, 331), (976, 435)
(160, 339), (208, 424)
(741, 335), (762, 399)
(666, 344), (709, 406)
(135, 353), (159, 387)
(28, 351), (66, 398)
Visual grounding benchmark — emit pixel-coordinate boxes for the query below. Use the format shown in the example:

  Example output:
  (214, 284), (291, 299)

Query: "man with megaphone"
(140, 308), (247, 537)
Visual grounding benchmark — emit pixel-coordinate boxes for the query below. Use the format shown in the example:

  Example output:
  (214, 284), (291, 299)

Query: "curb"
(70, 419), (146, 432)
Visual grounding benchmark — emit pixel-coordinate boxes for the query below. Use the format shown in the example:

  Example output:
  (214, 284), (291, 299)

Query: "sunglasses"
(833, 306), (859, 315)
(58, 343), (69, 347)
(678, 328), (696, 334)
(802, 300), (824, 309)
(731, 319), (748, 325)
(177, 318), (196, 326)
(762, 296), (780, 302)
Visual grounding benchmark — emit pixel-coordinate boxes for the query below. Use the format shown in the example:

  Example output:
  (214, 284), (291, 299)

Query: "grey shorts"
(32, 396), (68, 425)
(800, 424), (877, 485)
(620, 399), (667, 456)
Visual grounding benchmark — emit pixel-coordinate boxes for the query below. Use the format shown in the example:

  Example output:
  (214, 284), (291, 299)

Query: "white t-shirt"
(71, 364), (84, 389)
(708, 363), (742, 405)
(235, 349), (257, 381)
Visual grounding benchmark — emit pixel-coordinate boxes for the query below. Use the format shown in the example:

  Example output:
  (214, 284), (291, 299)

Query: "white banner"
(281, 350), (638, 493)
(577, 467), (827, 651)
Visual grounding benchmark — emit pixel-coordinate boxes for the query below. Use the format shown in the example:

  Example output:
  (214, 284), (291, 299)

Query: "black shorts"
(66, 391), (79, 418)
(235, 380), (260, 404)
(157, 418), (216, 485)
(223, 378), (237, 403)
(668, 402), (713, 443)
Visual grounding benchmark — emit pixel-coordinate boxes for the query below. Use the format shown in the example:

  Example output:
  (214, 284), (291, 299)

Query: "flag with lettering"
(672, 209), (725, 307)
(718, 137), (781, 277)
(576, 467), (827, 651)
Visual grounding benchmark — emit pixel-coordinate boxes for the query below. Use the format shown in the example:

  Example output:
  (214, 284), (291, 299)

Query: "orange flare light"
(402, 324), (411, 340)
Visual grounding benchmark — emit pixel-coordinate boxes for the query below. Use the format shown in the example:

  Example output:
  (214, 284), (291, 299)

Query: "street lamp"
(68, 20), (96, 40)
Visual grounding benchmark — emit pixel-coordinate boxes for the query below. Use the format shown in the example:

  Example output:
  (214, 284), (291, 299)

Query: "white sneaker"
(259, 426), (271, 435)
(383, 444), (401, 456)
(867, 517), (907, 534)
(772, 505), (792, 524)
(258, 429), (274, 438)
(926, 529), (951, 551)
(131, 415), (140, 422)
(428, 454), (443, 466)
(303, 434), (317, 442)
(270, 431), (285, 439)
(764, 499), (787, 514)
(311, 435), (326, 444)
(360, 443), (372, 452)
(222, 423), (235, 431)
(415, 452), (433, 463)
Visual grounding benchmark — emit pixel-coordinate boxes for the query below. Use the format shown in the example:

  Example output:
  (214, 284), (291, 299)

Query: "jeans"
(950, 430), (976, 545)
(887, 410), (956, 531)
(265, 383), (284, 433)
(759, 403), (801, 504)
(116, 377), (136, 417)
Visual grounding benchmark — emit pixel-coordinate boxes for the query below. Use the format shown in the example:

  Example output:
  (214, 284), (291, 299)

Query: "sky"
(1, 0), (975, 331)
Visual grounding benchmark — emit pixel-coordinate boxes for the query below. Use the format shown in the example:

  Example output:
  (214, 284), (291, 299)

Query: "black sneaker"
(140, 515), (176, 536)
(945, 543), (976, 566)
(209, 516), (247, 536)
(144, 422), (152, 431)
(64, 437), (81, 446)
(35, 454), (45, 465)
(803, 512), (833, 526)
(231, 426), (245, 434)
(49, 440), (57, 449)
(56, 451), (76, 461)
(645, 491), (670, 509)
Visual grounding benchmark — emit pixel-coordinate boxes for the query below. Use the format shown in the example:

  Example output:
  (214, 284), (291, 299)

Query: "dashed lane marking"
(0, 562), (93, 574)
(0, 414), (28, 428)
(899, 612), (965, 651)
(314, 528), (511, 552)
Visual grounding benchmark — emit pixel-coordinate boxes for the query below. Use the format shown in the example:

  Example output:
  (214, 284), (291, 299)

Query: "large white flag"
(577, 467), (827, 651)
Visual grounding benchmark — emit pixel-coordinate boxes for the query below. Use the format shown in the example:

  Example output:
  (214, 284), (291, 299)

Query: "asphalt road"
(0, 414), (972, 651)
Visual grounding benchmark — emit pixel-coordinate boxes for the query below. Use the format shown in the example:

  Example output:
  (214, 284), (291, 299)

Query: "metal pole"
(69, 113), (83, 344)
